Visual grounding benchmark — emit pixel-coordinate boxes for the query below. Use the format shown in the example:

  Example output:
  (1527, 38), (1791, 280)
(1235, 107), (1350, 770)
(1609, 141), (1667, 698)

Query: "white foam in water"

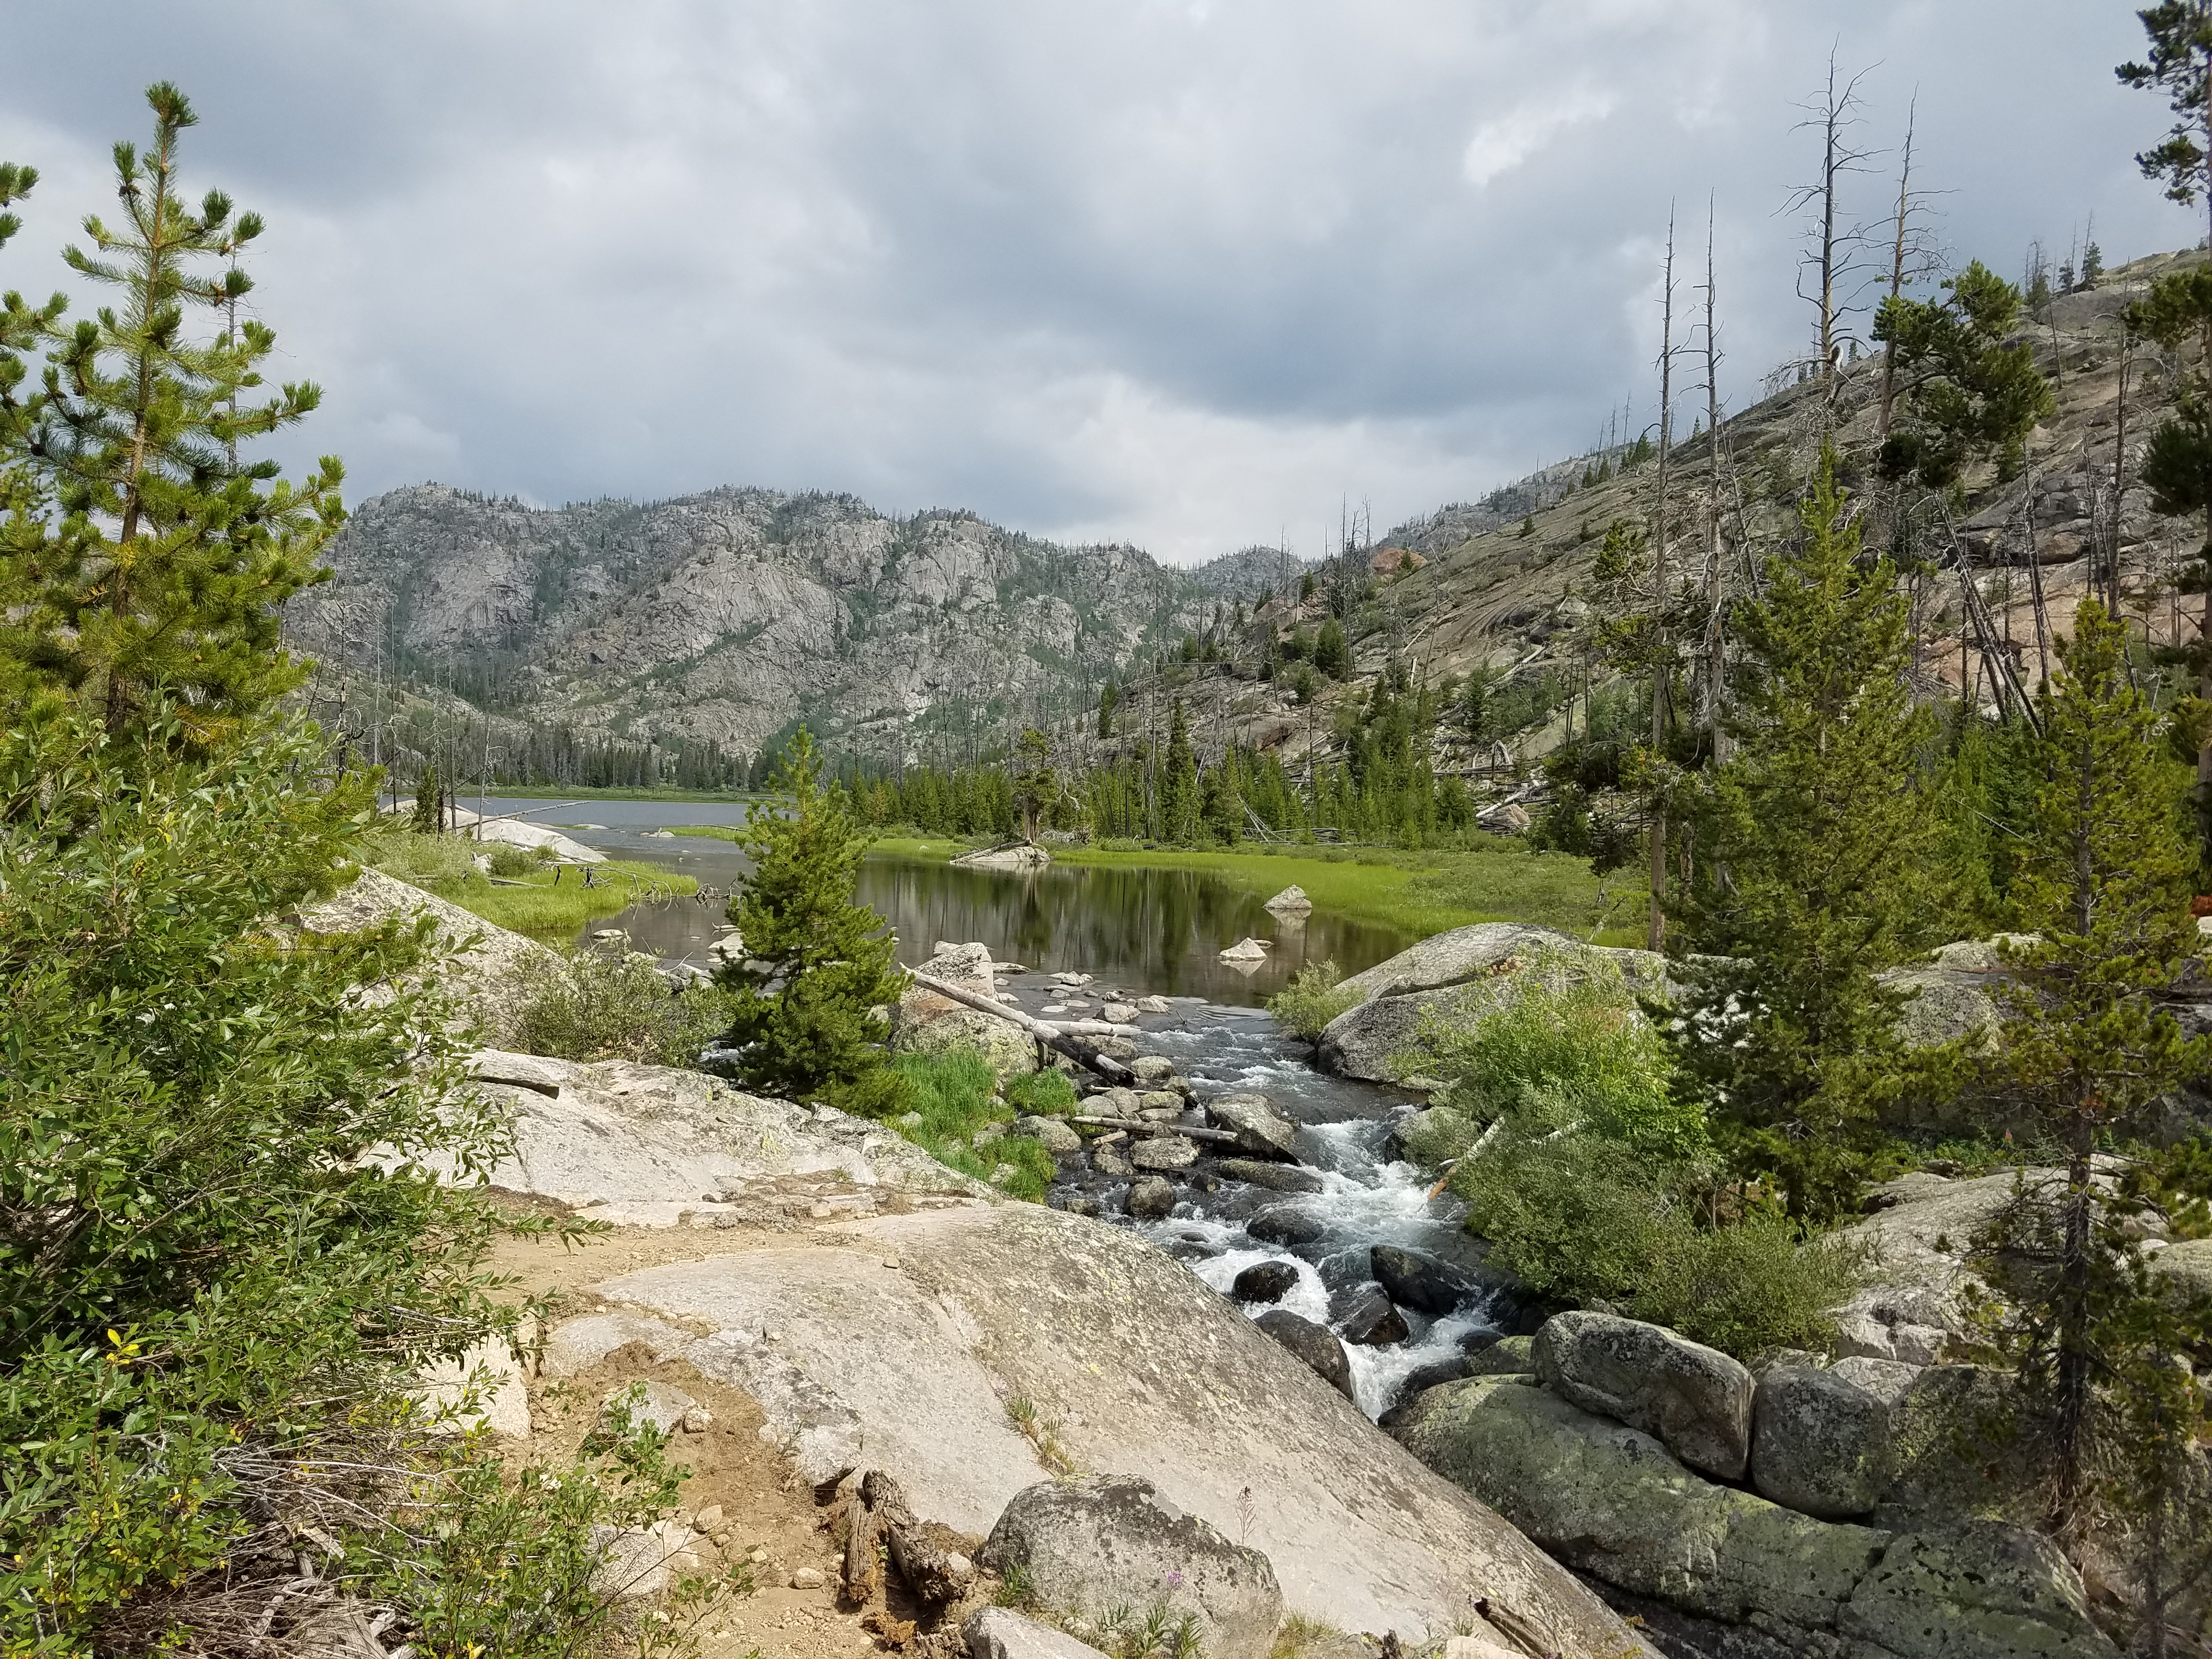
(1345, 1310), (1491, 1419)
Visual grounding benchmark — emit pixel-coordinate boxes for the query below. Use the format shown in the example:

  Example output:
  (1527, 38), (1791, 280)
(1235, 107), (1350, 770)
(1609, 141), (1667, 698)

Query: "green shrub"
(891, 1048), (1058, 1200)
(0, 712), (610, 1650)
(1396, 1104), (1480, 1166)
(1452, 1130), (1867, 1361)
(517, 949), (742, 1066)
(483, 840), (550, 877)
(364, 823), (484, 894)
(1268, 960), (1362, 1042)
(1402, 961), (1702, 1158)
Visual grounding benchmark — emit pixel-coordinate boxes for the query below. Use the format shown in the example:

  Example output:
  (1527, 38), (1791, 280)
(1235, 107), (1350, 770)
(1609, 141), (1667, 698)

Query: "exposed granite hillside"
(291, 486), (1262, 755)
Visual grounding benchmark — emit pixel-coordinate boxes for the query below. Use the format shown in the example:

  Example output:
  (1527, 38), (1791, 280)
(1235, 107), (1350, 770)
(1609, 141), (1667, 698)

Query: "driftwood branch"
(908, 970), (1137, 1085)
(1044, 1019), (1143, 1039)
(840, 1483), (878, 1603)
(1069, 1114), (1242, 1146)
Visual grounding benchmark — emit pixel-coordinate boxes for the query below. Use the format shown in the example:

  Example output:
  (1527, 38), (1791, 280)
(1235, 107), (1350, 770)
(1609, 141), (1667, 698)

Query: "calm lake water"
(467, 797), (1410, 1005)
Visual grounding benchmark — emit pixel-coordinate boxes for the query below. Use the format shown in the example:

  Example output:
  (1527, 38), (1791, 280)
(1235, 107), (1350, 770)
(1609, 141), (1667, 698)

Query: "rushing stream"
(470, 798), (1498, 1418)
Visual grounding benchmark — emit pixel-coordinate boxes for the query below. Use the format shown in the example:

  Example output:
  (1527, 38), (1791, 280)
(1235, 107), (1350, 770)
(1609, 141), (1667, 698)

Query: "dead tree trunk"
(1648, 211), (1678, 953)
(907, 970), (1138, 1086)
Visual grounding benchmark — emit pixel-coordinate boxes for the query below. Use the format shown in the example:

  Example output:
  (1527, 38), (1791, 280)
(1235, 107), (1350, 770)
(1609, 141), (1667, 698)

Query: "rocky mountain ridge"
(291, 484), (1316, 759)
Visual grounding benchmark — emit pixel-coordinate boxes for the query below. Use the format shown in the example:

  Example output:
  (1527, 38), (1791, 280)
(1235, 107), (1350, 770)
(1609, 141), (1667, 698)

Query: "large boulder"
(1394, 1377), (2116, 1658)
(298, 867), (566, 1047)
(981, 1476), (1283, 1659)
(2149, 1236), (2212, 1299)
(1203, 1093), (1302, 1161)
(1534, 1312), (1754, 1481)
(1372, 1244), (1479, 1316)
(458, 1049), (986, 1224)
(1253, 1309), (1354, 1400)
(1317, 923), (1666, 1082)
(952, 842), (1051, 871)
(1751, 1364), (1896, 1520)
(895, 943), (1037, 1077)
(591, 1204), (1643, 1651)
(1838, 1522), (2120, 1659)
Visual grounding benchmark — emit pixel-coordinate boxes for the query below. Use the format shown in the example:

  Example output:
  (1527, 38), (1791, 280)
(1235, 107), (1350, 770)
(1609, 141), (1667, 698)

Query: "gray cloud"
(0, 1), (2182, 561)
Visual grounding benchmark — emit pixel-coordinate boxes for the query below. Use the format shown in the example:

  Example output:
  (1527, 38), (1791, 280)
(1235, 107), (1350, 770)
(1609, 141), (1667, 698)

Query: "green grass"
(439, 784), (764, 803)
(889, 1048), (1063, 1201)
(676, 827), (1633, 943)
(361, 830), (698, 938)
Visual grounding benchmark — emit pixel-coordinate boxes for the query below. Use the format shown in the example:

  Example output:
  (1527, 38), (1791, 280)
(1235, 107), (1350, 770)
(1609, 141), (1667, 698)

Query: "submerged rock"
(1231, 1261), (1301, 1304)
(1218, 936), (1271, 962)
(1333, 1283), (1412, 1346)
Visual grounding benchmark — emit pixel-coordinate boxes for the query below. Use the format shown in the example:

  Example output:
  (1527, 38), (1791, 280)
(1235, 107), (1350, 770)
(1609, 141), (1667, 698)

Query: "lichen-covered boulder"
(1395, 1376), (1884, 1632)
(1838, 1522), (2119, 1659)
(1751, 1364), (1895, 1520)
(895, 943), (1037, 1076)
(1533, 1311), (1755, 1480)
(980, 1476), (1283, 1659)
(1317, 923), (1666, 1082)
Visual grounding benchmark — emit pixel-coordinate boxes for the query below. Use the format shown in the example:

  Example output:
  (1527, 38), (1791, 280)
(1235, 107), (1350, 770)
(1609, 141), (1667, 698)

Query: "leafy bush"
(1268, 960), (1362, 1042)
(1452, 1131), (1866, 1361)
(891, 1048), (1058, 1200)
(517, 949), (743, 1066)
(484, 839), (550, 877)
(0, 714), (528, 1648)
(1402, 962), (1701, 1157)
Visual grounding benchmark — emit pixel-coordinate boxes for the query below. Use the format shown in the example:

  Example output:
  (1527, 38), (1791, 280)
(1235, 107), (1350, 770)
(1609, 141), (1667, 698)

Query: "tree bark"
(907, 969), (1137, 1086)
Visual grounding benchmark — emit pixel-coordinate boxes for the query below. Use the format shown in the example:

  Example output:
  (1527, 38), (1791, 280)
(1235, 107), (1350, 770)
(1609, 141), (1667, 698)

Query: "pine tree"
(1097, 681), (1119, 738)
(1313, 618), (1348, 679)
(1874, 261), (2055, 486)
(1517, 514), (1535, 538)
(2119, 4), (2212, 249)
(715, 730), (908, 1118)
(1199, 758), (1242, 845)
(410, 763), (442, 836)
(1667, 445), (1947, 1222)
(1011, 727), (1057, 841)
(1159, 700), (1198, 843)
(1974, 599), (2210, 1541)
(6, 86), (344, 744)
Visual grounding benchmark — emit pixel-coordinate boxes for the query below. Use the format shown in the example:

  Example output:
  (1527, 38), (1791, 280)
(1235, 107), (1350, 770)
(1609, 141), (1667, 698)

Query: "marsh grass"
(362, 828), (697, 936)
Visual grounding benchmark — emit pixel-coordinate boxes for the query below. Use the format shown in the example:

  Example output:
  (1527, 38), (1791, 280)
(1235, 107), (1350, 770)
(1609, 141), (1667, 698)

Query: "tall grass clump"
(1268, 960), (1362, 1042)
(890, 1049), (1058, 1199)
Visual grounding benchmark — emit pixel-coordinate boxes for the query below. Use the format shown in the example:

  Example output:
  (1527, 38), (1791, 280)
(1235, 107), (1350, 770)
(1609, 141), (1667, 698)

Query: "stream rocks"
(981, 1475), (1283, 1659)
(1252, 1309), (1354, 1399)
(1333, 1284), (1412, 1346)
(1394, 1376), (2117, 1659)
(1125, 1175), (1176, 1218)
(1371, 1244), (1479, 1316)
(1533, 1311), (1754, 1481)
(1231, 1261), (1300, 1303)
(895, 942), (1039, 1077)
(1203, 1093), (1302, 1160)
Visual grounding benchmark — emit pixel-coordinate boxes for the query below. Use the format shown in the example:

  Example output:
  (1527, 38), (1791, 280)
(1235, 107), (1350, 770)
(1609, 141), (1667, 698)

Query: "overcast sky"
(0, 2), (2190, 562)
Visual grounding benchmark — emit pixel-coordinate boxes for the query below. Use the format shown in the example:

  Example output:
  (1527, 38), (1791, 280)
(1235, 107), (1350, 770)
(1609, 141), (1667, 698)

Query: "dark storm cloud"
(0, 2), (2182, 560)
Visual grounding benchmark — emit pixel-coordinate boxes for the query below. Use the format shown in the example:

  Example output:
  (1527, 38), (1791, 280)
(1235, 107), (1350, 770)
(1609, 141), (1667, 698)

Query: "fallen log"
(907, 969), (1137, 1086)
(863, 1470), (973, 1606)
(840, 1482), (878, 1603)
(1043, 1019), (1144, 1039)
(1069, 1114), (1245, 1147)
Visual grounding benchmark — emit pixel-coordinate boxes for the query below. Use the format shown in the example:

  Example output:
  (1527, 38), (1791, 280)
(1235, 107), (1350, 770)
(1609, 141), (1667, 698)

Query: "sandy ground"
(486, 1199), (993, 1659)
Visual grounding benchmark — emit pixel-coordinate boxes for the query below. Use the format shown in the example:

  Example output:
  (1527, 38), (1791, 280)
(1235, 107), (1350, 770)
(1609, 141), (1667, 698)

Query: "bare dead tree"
(1699, 195), (1733, 767)
(1649, 208), (1680, 952)
(1783, 50), (1877, 407)
(1875, 93), (1945, 439)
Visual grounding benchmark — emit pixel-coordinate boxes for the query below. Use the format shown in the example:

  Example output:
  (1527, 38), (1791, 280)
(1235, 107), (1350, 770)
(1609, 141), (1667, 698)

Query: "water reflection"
(857, 856), (1408, 1003)
(562, 846), (1408, 1007)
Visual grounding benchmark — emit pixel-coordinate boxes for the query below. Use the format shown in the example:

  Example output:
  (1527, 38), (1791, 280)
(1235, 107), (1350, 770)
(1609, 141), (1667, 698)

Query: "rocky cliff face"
(291, 485), (1259, 756)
